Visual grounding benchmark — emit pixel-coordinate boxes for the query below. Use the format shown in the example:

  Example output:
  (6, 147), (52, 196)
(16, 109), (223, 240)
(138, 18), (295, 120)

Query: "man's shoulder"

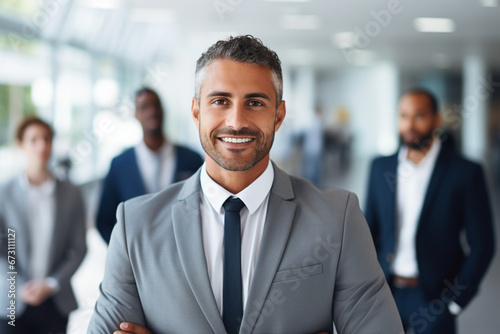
(111, 147), (136, 165)
(445, 148), (480, 166)
(55, 179), (82, 197)
(441, 148), (484, 177)
(119, 176), (194, 229)
(283, 174), (362, 233)
(370, 153), (398, 169)
(126, 180), (186, 208)
(174, 144), (203, 161)
(0, 177), (17, 197)
(174, 144), (198, 154)
(286, 174), (353, 206)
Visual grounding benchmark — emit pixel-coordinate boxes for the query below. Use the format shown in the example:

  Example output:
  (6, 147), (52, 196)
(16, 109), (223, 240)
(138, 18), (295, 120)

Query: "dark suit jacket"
(96, 145), (203, 243)
(365, 143), (495, 308)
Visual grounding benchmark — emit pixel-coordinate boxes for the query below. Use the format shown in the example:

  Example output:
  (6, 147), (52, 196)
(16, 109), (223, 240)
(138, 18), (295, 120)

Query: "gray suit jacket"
(88, 164), (403, 333)
(0, 176), (87, 316)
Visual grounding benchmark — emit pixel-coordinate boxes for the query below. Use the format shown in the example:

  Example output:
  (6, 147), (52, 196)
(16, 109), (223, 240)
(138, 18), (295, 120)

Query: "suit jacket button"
(386, 253), (394, 262)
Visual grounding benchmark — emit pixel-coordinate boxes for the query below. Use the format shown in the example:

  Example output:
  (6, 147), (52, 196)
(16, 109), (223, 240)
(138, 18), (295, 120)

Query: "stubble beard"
(199, 120), (275, 172)
(400, 128), (434, 150)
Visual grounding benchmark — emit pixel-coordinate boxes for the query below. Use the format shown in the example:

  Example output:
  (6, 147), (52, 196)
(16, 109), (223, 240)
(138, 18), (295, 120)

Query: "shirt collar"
(398, 137), (441, 166)
(200, 160), (274, 215)
(19, 173), (56, 195)
(136, 139), (171, 157)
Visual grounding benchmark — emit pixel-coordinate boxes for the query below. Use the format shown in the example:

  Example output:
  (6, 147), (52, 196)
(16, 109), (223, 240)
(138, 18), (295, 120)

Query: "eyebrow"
(207, 91), (232, 98)
(245, 92), (271, 101)
(206, 91), (272, 101)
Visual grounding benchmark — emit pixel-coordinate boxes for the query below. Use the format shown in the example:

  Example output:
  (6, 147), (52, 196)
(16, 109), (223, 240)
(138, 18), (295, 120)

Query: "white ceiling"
(2, 0), (500, 71)
(121, 0), (500, 70)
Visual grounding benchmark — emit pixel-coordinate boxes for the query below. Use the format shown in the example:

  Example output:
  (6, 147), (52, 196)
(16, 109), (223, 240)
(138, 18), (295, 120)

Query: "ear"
(434, 113), (442, 128)
(191, 97), (200, 130)
(274, 100), (286, 132)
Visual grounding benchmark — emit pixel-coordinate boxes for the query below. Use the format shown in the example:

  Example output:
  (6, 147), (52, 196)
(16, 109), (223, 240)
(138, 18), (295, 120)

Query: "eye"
(213, 99), (228, 105)
(248, 100), (264, 107)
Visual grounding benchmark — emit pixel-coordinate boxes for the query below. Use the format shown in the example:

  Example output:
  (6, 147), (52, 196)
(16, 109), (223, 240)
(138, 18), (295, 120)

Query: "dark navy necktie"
(222, 197), (245, 334)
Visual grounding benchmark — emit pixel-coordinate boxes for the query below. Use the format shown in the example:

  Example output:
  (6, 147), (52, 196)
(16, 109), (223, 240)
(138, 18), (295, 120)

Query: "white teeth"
(221, 137), (253, 143)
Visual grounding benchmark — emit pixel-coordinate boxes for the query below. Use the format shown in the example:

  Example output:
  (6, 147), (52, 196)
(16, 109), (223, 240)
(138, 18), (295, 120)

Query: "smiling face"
(192, 59), (285, 173)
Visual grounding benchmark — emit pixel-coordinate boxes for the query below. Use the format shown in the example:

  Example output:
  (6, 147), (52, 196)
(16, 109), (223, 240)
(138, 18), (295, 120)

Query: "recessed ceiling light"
(281, 14), (321, 30)
(414, 17), (456, 33)
(130, 9), (176, 23)
(262, 0), (311, 2)
(332, 32), (356, 48)
(81, 0), (120, 9)
(480, 0), (498, 7)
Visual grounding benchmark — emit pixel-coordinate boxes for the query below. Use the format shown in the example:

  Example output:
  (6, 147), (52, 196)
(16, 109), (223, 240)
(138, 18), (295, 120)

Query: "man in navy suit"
(365, 88), (495, 333)
(97, 87), (203, 243)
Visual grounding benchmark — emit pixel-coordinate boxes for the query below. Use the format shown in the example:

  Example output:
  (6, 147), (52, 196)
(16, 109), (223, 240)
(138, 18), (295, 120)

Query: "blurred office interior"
(0, 0), (499, 332)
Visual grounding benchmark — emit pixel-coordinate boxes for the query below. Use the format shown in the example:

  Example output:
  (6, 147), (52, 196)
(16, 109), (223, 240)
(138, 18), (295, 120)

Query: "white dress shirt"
(393, 138), (441, 277)
(135, 140), (176, 193)
(20, 174), (56, 283)
(200, 161), (274, 315)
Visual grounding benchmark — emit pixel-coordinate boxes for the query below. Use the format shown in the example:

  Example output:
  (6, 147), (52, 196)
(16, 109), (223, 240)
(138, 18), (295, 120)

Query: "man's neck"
(205, 156), (270, 194)
(143, 135), (164, 152)
(406, 138), (434, 165)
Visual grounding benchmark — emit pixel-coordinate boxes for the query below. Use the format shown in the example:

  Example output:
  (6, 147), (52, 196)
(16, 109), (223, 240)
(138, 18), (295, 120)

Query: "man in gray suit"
(88, 35), (403, 334)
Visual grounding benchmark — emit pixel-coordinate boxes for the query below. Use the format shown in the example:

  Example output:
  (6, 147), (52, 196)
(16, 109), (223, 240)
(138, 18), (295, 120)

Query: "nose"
(225, 103), (248, 130)
(143, 106), (157, 117)
(400, 116), (415, 132)
(36, 138), (51, 153)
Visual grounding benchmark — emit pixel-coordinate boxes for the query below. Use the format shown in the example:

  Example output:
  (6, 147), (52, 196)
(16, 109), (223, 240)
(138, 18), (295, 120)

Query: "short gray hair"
(194, 35), (283, 107)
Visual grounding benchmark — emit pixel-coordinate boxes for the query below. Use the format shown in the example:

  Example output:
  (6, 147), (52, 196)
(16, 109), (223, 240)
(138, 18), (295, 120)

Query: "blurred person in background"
(365, 88), (495, 333)
(96, 87), (203, 244)
(302, 105), (325, 185)
(0, 116), (87, 333)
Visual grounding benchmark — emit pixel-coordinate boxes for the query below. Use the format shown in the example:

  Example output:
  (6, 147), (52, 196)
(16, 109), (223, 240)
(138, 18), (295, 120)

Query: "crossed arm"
(113, 322), (329, 334)
(114, 322), (151, 334)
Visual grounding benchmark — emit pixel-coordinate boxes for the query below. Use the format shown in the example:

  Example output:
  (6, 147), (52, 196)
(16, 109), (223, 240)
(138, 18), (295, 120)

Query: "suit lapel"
(12, 178), (32, 276)
(47, 180), (62, 273)
(418, 146), (451, 227)
(386, 154), (398, 235)
(171, 165), (297, 333)
(172, 172), (226, 333)
(240, 164), (297, 334)
(172, 146), (182, 182)
(130, 149), (147, 195)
